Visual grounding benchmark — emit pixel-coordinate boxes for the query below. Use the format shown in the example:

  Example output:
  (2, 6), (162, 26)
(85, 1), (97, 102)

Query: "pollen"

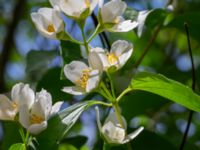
(76, 69), (90, 89)
(12, 102), (18, 110)
(85, 0), (91, 7)
(30, 114), (44, 124)
(47, 24), (55, 33)
(107, 53), (118, 65)
(113, 17), (120, 24)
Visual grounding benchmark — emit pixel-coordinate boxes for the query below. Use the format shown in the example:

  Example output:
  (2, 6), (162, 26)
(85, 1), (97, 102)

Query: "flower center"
(85, 0), (90, 7)
(12, 102), (18, 109)
(30, 114), (44, 124)
(76, 69), (90, 89)
(107, 53), (118, 65)
(47, 24), (55, 33)
(113, 17), (120, 24)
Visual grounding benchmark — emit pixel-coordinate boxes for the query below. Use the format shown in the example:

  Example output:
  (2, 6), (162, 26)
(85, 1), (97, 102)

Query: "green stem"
(106, 72), (116, 99)
(80, 26), (90, 54)
(116, 87), (132, 102)
(101, 82), (114, 102)
(113, 102), (125, 129)
(87, 23), (102, 43)
(89, 100), (112, 107)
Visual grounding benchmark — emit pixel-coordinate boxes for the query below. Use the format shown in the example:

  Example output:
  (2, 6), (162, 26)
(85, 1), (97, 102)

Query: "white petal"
(95, 106), (102, 131)
(62, 86), (85, 95)
(104, 112), (127, 129)
(38, 8), (53, 22)
(88, 48), (104, 71)
(122, 126), (144, 144)
(19, 105), (30, 129)
(64, 61), (88, 84)
(0, 95), (17, 120)
(111, 40), (133, 69)
(90, 0), (99, 12)
(32, 89), (52, 120)
(52, 7), (65, 32)
(101, 0), (126, 23)
(109, 20), (138, 32)
(98, 0), (104, 8)
(102, 121), (125, 144)
(59, 0), (86, 18)
(137, 10), (151, 37)
(50, 101), (64, 116)
(49, 0), (60, 6)
(11, 83), (35, 109)
(86, 70), (101, 92)
(28, 121), (47, 135)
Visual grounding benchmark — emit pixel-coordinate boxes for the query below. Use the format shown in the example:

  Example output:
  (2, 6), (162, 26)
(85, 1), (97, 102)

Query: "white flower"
(99, 0), (138, 32)
(62, 61), (101, 95)
(31, 7), (64, 39)
(0, 83), (34, 121)
(19, 89), (63, 135)
(53, 0), (99, 20)
(89, 40), (133, 71)
(95, 107), (144, 144)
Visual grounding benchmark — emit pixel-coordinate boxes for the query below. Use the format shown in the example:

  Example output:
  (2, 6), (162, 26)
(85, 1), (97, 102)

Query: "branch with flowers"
(1, 0), (200, 150)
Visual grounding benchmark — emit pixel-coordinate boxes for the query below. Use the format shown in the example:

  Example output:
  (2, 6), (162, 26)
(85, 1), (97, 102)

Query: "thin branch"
(134, 25), (161, 68)
(91, 13), (111, 49)
(0, 0), (26, 92)
(179, 22), (196, 150)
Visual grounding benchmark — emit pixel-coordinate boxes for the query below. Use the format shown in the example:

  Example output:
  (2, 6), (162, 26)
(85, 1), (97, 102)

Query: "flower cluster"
(0, 0), (144, 146)
(0, 83), (63, 134)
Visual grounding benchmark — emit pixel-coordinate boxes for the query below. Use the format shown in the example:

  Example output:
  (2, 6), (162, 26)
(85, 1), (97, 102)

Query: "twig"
(179, 22), (196, 150)
(91, 13), (111, 49)
(0, 0), (26, 92)
(134, 25), (161, 68)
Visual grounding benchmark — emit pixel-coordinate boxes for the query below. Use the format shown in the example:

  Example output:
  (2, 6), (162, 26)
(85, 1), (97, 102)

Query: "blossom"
(31, 7), (64, 39)
(62, 61), (101, 95)
(52, 0), (99, 20)
(19, 89), (63, 134)
(95, 107), (144, 144)
(89, 40), (133, 71)
(0, 83), (34, 121)
(99, 0), (138, 32)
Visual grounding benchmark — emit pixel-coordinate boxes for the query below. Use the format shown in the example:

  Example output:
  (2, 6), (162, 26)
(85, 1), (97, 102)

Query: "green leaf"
(130, 72), (200, 112)
(26, 50), (58, 73)
(36, 67), (72, 102)
(35, 101), (100, 149)
(9, 143), (26, 150)
(61, 136), (87, 149)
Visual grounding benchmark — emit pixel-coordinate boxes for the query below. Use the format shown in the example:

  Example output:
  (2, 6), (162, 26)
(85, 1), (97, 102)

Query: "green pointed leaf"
(130, 72), (200, 112)
(9, 143), (26, 150)
(36, 101), (101, 149)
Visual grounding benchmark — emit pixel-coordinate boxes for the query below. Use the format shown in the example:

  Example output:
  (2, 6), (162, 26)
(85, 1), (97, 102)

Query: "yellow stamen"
(47, 24), (55, 33)
(113, 17), (120, 24)
(30, 114), (44, 124)
(107, 53), (118, 65)
(85, 0), (91, 7)
(12, 102), (18, 109)
(76, 69), (90, 89)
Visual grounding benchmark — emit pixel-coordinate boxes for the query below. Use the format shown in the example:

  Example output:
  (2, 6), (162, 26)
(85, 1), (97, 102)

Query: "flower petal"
(52, 6), (65, 32)
(32, 89), (52, 120)
(62, 86), (85, 95)
(28, 121), (47, 135)
(19, 105), (30, 129)
(59, 0), (86, 18)
(50, 101), (64, 116)
(95, 106), (102, 131)
(11, 83), (35, 109)
(109, 20), (138, 32)
(0, 95), (17, 120)
(122, 126), (144, 144)
(88, 48), (105, 71)
(101, 0), (126, 23)
(64, 61), (88, 84)
(86, 70), (101, 92)
(90, 0), (99, 12)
